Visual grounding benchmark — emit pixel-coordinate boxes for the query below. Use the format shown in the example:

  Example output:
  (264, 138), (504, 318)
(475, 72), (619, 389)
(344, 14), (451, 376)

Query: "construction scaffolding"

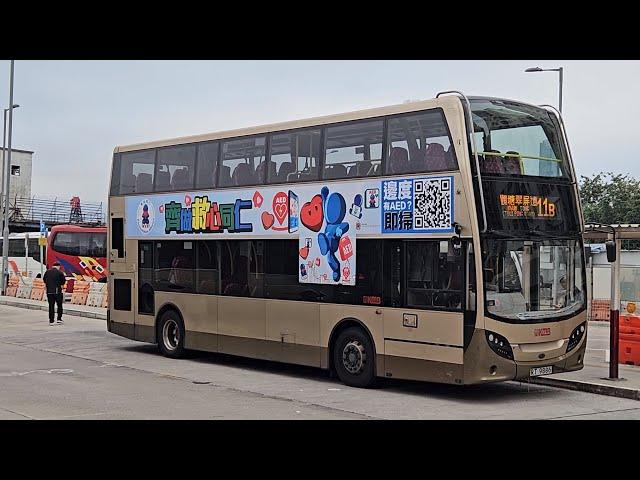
(4, 195), (105, 230)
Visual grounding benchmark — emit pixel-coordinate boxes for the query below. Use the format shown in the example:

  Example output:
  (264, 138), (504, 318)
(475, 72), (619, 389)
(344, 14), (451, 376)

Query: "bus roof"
(114, 95), (464, 154)
(49, 224), (107, 234)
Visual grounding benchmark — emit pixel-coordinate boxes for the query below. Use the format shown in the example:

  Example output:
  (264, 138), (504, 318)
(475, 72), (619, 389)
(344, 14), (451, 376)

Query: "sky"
(0, 60), (638, 205)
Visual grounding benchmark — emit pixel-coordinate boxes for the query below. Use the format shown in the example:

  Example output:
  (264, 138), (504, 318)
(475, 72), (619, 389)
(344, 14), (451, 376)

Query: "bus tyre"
(157, 310), (185, 358)
(333, 326), (376, 388)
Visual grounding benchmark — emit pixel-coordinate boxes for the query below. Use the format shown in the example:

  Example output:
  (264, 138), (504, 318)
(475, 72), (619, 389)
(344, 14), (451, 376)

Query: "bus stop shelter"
(584, 224), (640, 379)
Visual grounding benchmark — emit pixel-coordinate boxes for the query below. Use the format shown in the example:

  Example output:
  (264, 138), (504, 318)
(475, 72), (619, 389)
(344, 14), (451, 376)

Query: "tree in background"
(580, 172), (640, 249)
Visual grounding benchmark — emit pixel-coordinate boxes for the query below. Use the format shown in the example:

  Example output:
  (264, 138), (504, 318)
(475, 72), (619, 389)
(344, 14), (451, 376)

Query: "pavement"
(1, 295), (639, 403)
(1, 303), (640, 419)
(530, 321), (640, 400)
(0, 295), (106, 320)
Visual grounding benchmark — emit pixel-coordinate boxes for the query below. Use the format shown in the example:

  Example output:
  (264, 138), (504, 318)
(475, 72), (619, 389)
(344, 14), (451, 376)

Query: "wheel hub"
(342, 340), (366, 375)
(162, 319), (179, 351)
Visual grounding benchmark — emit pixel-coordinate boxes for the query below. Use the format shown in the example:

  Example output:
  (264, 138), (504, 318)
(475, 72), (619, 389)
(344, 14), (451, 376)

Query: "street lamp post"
(1, 104), (20, 193)
(0, 105), (17, 291)
(525, 66), (564, 114)
(1, 60), (16, 294)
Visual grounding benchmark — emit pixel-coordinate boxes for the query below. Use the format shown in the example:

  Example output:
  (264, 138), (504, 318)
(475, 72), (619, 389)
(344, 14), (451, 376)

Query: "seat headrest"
(389, 147), (409, 173)
(171, 167), (191, 189)
(233, 163), (255, 185)
(426, 143), (445, 155)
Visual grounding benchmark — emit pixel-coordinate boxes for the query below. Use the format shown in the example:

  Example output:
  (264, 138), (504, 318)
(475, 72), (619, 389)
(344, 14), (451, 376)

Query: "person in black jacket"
(43, 262), (66, 325)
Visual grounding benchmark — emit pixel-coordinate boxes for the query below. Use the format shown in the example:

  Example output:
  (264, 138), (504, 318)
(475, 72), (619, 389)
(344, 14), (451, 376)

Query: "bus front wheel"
(333, 326), (376, 388)
(157, 310), (185, 358)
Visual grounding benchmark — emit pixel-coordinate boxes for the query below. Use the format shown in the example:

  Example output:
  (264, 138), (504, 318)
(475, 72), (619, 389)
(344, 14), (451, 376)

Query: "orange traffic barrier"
(30, 278), (45, 301)
(619, 313), (640, 366)
(5, 275), (19, 297)
(620, 325), (640, 336)
(15, 278), (33, 299)
(620, 314), (640, 329)
(619, 338), (640, 366)
(590, 299), (611, 321)
(70, 281), (90, 305)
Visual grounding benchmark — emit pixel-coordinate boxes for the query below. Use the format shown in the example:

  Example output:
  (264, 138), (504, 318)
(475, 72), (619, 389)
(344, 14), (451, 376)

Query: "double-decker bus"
(106, 92), (587, 387)
(46, 225), (108, 282)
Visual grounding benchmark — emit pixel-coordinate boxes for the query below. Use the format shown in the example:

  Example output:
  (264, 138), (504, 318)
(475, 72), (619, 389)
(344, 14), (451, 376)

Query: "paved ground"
(534, 321), (640, 399)
(1, 304), (640, 419)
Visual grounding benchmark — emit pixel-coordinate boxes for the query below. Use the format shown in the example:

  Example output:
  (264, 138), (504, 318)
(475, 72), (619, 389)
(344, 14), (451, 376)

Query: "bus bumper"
(463, 328), (587, 384)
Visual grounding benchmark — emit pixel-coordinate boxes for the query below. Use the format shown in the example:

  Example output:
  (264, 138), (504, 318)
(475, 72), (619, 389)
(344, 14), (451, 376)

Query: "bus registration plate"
(530, 366), (553, 377)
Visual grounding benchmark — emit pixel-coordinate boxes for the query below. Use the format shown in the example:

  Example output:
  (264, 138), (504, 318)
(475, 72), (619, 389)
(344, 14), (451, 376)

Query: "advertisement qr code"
(413, 178), (452, 230)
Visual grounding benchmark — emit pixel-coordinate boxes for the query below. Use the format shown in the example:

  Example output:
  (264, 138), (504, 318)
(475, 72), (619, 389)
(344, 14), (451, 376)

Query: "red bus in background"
(46, 225), (108, 282)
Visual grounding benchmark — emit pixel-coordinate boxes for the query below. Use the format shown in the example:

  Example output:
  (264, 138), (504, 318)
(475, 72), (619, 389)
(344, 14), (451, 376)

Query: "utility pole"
(1, 60), (15, 294)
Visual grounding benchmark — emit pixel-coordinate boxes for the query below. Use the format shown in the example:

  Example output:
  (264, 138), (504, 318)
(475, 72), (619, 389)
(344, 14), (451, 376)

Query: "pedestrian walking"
(43, 262), (66, 325)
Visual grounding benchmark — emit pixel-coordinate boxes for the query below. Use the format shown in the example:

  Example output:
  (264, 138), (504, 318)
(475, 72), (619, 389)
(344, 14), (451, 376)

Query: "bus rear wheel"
(333, 326), (376, 388)
(157, 310), (185, 358)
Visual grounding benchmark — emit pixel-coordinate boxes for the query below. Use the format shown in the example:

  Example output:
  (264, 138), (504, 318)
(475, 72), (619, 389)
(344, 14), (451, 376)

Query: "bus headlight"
(566, 322), (586, 353)
(485, 331), (514, 360)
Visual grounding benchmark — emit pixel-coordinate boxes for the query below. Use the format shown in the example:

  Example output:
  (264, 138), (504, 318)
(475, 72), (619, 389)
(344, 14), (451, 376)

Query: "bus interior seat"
(324, 164), (347, 180)
(233, 162), (256, 186)
(277, 161), (295, 183)
(286, 172), (302, 182)
(445, 145), (456, 168)
(296, 165), (316, 182)
(155, 170), (171, 191)
(306, 165), (319, 179)
(503, 151), (522, 175)
(198, 279), (218, 295)
(355, 160), (373, 177)
(425, 143), (447, 170)
(481, 149), (504, 174)
(135, 173), (153, 193)
(219, 165), (232, 187)
(256, 159), (277, 183)
(389, 147), (410, 174)
(171, 167), (191, 190)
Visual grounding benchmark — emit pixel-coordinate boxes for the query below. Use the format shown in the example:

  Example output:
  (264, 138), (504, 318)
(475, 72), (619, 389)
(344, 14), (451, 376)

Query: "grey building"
(0, 148), (33, 200)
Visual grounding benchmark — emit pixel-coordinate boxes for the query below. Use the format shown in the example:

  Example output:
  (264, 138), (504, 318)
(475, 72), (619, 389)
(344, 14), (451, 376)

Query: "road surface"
(1, 304), (638, 419)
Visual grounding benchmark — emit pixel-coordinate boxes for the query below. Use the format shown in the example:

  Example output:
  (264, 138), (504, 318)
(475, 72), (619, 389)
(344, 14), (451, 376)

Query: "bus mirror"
(606, 240), (616, 263)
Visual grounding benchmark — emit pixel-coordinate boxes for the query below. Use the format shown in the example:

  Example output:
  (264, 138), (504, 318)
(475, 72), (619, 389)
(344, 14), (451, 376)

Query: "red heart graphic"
(299, 246), (309, 259)
(301, 194), (323, 232)
(272, 191), (288, 225)
(261, 211), (274, 230)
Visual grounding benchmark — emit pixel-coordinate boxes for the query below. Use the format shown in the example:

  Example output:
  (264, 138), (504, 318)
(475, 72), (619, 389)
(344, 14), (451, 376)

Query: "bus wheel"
(157, 310), (185, 358)
(333, 326), (375, 388)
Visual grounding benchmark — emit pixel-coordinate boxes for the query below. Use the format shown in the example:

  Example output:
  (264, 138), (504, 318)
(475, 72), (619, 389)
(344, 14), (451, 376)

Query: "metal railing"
(3, 195), (105, 227)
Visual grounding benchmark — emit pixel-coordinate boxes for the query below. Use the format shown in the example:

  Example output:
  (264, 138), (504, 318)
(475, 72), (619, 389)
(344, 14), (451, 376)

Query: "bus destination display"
(498, 194), (558, 219)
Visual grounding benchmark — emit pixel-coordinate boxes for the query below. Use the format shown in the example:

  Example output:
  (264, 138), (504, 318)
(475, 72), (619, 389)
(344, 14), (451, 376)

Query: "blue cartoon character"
(317, 186), (349, 282)
(141, 204), (150, 226)
(349, 194), (363, 219)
